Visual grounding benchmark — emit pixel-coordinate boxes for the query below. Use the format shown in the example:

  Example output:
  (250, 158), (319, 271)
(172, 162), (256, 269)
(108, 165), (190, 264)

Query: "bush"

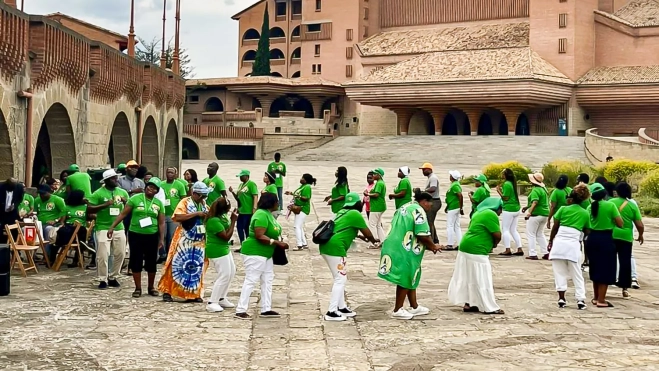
(482, 161), (531, 184)
(600, 160), (659, 184)
(635, 195), (659, 217)
(542, 160), (595, 188)
(640, 170), (659, 198)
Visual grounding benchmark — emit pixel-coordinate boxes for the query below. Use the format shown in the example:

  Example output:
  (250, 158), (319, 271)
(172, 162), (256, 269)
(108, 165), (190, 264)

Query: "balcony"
(184, 124), (264, 140)
(201, 111), (258, 124)
(242, 60), (254, 68)
(270, 37), (286, 45)
(242, 38), (259, 47)
(271, 59), (286, 66)
(292, 14), (302, 20)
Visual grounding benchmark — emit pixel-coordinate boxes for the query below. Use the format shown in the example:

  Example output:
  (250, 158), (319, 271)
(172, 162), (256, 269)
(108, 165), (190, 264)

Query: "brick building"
(185, 0), (659, 140)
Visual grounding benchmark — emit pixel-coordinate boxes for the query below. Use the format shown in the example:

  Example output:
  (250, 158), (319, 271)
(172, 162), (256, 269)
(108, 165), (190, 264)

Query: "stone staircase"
(288, 136), (586, 169)
(262, 136), (335, 159)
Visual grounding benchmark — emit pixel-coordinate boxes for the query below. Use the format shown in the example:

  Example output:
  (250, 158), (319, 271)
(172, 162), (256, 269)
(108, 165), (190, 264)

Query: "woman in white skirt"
(548, 184), (591, 309)
(448, 197), (504, 315)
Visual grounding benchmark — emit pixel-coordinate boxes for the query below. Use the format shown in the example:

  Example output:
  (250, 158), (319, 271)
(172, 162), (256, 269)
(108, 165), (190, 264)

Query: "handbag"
(272, 246), (288, 266)
(312, 214), (346, 245)
(289, 204), (302, 215)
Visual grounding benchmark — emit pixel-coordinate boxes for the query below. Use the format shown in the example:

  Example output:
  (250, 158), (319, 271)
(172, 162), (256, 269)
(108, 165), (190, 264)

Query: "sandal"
(443, 245), (458, 251)
(148, 288), (159, 297)
(463, 306), (480, 313)
(132, 289), (142, 298)
(596, 301), (614, 308)
(484, 309), (505, 315)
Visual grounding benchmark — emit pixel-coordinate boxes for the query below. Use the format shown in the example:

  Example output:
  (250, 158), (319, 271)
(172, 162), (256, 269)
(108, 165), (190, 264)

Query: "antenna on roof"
(160, 0), (167, 69)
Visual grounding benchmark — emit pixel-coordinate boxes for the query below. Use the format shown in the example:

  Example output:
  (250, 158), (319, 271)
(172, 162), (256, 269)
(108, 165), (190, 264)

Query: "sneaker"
(324, 311), (346, 321)
(338, 307), (356, 318)
(408, 305), (430, 316)
(632, 279), (640, 289)
(98, 281), (107, 289)
(558, 299), (566, 308)
(162, 293), (173, 302)
(577, 300), (587, 310)
(218, 299), (235, 308)
(391, 308), (414, 320)
(108, 279), (121, 288)
(86, 262), (97, 270)
(260, 310), (281, 318)
(206, 303), (224, 313)
(622, 289), (630, 299)
(235, 312), (251, 320)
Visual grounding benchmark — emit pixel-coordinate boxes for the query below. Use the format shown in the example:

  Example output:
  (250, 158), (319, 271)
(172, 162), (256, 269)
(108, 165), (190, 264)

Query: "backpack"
(312, 213), (347, 245)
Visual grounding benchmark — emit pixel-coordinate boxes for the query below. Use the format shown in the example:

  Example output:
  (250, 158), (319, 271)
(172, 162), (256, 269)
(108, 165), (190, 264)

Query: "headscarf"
(475, 174), (490, 192)
(476, 197), (503, 212)
(399, 166), (410, 177)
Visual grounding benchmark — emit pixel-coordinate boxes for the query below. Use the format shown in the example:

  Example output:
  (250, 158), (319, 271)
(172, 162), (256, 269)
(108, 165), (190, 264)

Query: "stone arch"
(163, 119), (179, 175)
(141, 116), (160, 176)
(270, 97), (290, 117)
(291, 47), (301, 59)
(182, 138), (199, 160)
(408, 110), (435, 135)
(477, 113), (493, 135)
(292, 25), (300, 37)
(441, 113), (458, 135)
(205, 97), (224, 112)
(251, 98), (262, 110)
(270, 27), (285, 38)
(321, 98), (338, 115)
(32, 103), (76, 186)
(292, 97), (314, 118)
(270, 48), (285, 60)
(271, 72), (283, 77)
(108, 112), (133, 168)
(243, 28), (260, 41)
(0, 108), (12, 181)
(516, 113), (530, 135)
(242, 50), (257, 62)
(291, 71), (301, 78)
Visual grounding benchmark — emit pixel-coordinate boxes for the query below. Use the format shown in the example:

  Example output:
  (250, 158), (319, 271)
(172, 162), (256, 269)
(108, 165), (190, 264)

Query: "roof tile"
(578, 65), (659, 84)
(186, 76), (341, 87)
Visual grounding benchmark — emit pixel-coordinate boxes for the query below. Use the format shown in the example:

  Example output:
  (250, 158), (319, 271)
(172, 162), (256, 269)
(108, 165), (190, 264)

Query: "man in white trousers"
(445, 170), (463, 249)
(364, 168), (387, 247)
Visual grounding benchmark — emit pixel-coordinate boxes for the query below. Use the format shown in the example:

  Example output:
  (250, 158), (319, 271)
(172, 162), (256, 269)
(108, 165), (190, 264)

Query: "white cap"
(102, 169), (119, 182)
(449, 170), (462, 180)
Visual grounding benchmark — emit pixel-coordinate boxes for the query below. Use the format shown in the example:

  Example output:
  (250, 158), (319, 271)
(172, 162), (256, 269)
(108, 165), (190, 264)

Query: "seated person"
(54, 190), (88, 267)
(35, 185), (66, 260)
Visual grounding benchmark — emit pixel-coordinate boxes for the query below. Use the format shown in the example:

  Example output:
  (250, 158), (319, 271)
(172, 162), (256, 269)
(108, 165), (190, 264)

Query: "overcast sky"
(24, 0), (261, 79)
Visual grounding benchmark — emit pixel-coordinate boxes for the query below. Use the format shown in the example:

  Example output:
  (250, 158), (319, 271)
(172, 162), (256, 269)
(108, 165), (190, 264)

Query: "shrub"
(640, 170), (659, 198)
(482, 161), (531, 184)
(600, 160), (659, 184)
(542, 160), (595, 188)
(635, 195), (659, 217)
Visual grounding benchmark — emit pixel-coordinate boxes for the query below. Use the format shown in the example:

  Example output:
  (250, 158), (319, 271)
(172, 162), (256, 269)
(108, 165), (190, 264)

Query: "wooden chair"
(52, 222), (83, 272)
(5, 223), (40, 277)
(18, 219), (51, 269)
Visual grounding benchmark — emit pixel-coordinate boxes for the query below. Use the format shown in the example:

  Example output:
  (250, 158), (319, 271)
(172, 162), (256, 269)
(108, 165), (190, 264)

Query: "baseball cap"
(589, 183), (605, 194)
(419, 163), (433, 170)
(102, 169), (119, 182)
(372, 168), (385, 177)
(126, 160), (139, 167)
(117, 163), (126, 171)
(146, 177), (162, 189)
(68, 164), (80, 172)
(343, 192), (361, 207)
(474, 174), (488, 183)
(449, 170), (462, 180)
(236, 170), (250, 177)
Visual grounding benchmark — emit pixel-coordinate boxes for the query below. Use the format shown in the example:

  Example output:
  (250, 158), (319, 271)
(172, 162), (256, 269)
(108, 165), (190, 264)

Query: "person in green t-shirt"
(468, 174), (490, 219)
(448, 197), (504, 315)
(54, 190), (88, 268)
(18, 193), (35, 218)
(108, 178), (165, 298)
(160, 167), (189, 262)
(267, 153), (287, 211)
(496, 168), (523, 257)
(229, 170), (259, 244)
(205, 197), (239, 313)
(325, 166), (350, 217)
(235, 193), (289, 320)
(364, 167), (386, 247)
(378, 190), (442, 320)
(548, 184), (590, 310)
(585, 183), (623, 308)
(65, 164), (92, 199)
(389, 166), (412, 210)
(547, 175), (572, 229)
(286, 173), (316, 250)
(261, 172), (278, 196)
(320, 192), (378, 321)
(610, 182), (644, 298)
(522, 172), (550, 260)
(203, 162), (227, 205)
(445, 170), (464, 250)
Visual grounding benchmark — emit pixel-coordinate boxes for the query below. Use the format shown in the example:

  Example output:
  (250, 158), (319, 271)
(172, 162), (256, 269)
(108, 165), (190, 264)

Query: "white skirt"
(448, 251), (500, 313)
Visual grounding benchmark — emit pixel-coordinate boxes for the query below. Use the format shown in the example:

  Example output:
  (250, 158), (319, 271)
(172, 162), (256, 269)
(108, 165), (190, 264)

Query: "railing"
(278, 110), (306, 118)
(242, 60), (254, 68)
(242, 39), (258, 47)
(292, 14), (302, 20)
(264, 128), (331, 135)
(291, 35), (301, 42)
(271, 59), (285, 66)
(201, 111), (258, 124)
(291, 58), (301, 65)
(639, 128), (659, 145)
(270, 37), (286, 44)
(184, 124), (264, 140)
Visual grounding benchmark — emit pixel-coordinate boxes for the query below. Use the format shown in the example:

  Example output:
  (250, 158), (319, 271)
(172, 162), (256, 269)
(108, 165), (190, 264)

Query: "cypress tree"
(252, 3), (271, 76)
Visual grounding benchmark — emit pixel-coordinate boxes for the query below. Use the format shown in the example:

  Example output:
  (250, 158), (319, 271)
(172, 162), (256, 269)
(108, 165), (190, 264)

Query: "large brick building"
(186, 0), (659, 138)
(0, 0), (184, 186)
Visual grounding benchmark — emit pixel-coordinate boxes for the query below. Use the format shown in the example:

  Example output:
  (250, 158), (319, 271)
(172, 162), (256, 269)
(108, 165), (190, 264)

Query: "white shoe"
(408, 305), (430, 316)
(324, 311), (346, 321)
(338, 307), (357, 318)
(391, 308), (414, 320)
(218, 299), (235, 308)
(206, 303), (224, 313)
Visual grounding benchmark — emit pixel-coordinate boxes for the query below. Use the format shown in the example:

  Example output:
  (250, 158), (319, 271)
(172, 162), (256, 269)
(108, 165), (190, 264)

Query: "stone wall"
(185, 135), (262, 161)
(584, 128), (659, 165)
(262, 133), (333, 157)
(357, 105), (397, 136)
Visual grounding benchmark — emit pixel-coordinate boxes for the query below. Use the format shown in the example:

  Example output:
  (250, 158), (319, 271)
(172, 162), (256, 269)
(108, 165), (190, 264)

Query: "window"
(559, 13), (567, 28)
(315, 0), (322, 11)
(345, 65), (353, 78)
(193, 118), (198, 124)
(558, 38), (567, 53)
(292, 0), (302, 15)
(188, 95), (199, 103)
(275, 2), (286, 16)
(346, 29), (353, 41)
(364, 7), (369, 20)
(346, 47), (353, 59)
(363, 26), (369, 38)
(307, 23), (321, 32)
(312, 64), (322, 74)
(315, 44), (321, 56)
(275, 127), (281, 133)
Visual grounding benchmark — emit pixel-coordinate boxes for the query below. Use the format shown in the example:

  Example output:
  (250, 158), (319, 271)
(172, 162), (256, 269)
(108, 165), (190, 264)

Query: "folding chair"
(5, 223), (40, 277)
(52, 222), (83, 272)
(18, 219), (51, 269)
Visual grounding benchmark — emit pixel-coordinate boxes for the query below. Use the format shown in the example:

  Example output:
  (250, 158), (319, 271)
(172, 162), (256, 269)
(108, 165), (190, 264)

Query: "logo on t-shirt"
(169, 189), (178, 197)
(378, 255), (392, 275)
(75, 210), (85, 217)
(45, 203), (54, 211)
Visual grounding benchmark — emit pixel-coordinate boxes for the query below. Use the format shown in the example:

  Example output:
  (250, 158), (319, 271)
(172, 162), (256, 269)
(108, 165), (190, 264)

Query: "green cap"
(146, 177), (162, 189)
(68, 164), (80, 172)
(589, 183), (605, 194)
(236, 170), (250, 177)
(474, 174), (488, 183)
(476, 197), (503, 212)
(373, 168), (385, 177)
(343, 192), (361, 207)
(117, 163), (126, 171)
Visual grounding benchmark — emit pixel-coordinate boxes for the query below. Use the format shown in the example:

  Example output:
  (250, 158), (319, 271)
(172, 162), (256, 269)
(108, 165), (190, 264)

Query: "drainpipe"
(18, 90), (33, 186)
(136, 106), (142, 163)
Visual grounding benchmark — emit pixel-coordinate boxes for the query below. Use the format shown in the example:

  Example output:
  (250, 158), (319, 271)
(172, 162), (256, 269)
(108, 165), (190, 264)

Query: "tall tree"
(135, 37), (195, 78)
(251, 3), (271, 76)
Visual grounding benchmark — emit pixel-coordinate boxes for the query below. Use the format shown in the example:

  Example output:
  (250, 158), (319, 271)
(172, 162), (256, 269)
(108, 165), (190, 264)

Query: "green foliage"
(640, 169), (659, 198)
(635, 195), (659, 217)
(541, 160), (595, 188)
(135, 37), (195, 78)
(600, 160), (659, 185)
(252, 4), (271, 76)
(482, 161), (531, 184)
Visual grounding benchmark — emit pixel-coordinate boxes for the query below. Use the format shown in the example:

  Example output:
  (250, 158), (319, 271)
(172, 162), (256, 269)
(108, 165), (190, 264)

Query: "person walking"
(205, 197), (239, 313)
(547, 184), (590, 310)
(389, 166), (412, 210)
(363, 172), (375, 220)
(468, 174), (490, 218)
(610, 182), (644, 299)
(547, 175), (571, 229)
(325, 167), (349, 219)
(267, 152), (287, 210)
(497, 168), (523, 256)
(419, 163), (441, 244)
(320, 192), (378, 321)
(204, 162), (227, 205)
(576, 173), (591, 271)
(287, 173), (315, 250)
(160, 167), (188, 263)
(524, 172), (550, 260)
(445, 170), (463, 250)
(230, 170), (259, 245)
(364, 168), (386, 248)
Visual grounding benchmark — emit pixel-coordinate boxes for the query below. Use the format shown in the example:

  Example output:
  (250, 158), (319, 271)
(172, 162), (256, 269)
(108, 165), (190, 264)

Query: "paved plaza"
(4, 146), (659, 370)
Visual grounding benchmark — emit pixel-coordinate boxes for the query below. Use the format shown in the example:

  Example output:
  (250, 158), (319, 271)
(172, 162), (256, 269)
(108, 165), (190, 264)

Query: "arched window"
(270, 27), (285, 38)
(242, 28), (260, 40)
(270, 49), (285, 59)
(291, 26), (301, 37)
(242, 50), (257, 61)
(271, 72), (283, 77)
(291, 71), (301, 78)
(291, 47), (301, 59)
(204, 97), (224, 112)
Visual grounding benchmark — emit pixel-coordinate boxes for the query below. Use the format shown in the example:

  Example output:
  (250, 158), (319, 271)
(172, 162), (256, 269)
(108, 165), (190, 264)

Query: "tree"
(135, 37), (195, 78)
(251, 3), (271, 76)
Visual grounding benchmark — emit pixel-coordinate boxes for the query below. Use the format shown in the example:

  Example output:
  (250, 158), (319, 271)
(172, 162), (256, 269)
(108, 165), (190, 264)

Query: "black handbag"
(181, 216), (199, 231)
(272, 246), (288, 266)
(312, 214), (346, 245)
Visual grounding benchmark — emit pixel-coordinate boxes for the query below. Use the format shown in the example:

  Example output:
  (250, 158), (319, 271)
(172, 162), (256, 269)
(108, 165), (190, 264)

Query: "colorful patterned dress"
(158, 197), (209, 299)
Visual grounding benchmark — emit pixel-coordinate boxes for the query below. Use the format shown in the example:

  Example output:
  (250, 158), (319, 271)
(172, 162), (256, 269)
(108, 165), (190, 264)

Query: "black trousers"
(128, 231), (159, 273)
(614, 239), (633, 289)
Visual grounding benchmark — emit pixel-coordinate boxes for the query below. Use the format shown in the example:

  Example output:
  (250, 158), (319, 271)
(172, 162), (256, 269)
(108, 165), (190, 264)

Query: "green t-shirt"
(161, 180), (188, 216)
(267, 161), (287, 188)
(205, 215), (231, 259)
(527, 186), (549, 216)
(554, 204), (590, 231)
(550, 187), (571, 212)
(127, 194), (164, 234)
(88, 186), (129, 231)
(579, 198), (591, 210)
(330, 183), (349, 214)
(459, 209), (501, 256)
(204, 175), (227, 205)
(587, 200), (620, 231)
(319, 209), (368, 257)
(262, 184), (278, 195)
(175, 178), (188, 191)
(35, 195), (66, 223)
(53, 187), (67, 199)
(471, 186), (490, 205)
(445, 181), (462, 211)
(240, 209), (282, 258)
(610, 198), (642, 242)
(369, 180), (387, 213)
(237, 180), (259, 215)
(394, 177), (412, 209)
(294, 184), (312, 215)
(501, 181), (520, 212)
(65, 172), (92, 199)
(64, 204), (87, 225)
(18, 194), (34, 216)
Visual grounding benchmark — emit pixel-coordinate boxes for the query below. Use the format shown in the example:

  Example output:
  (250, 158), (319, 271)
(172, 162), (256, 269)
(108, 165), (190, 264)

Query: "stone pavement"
(3, 158), (659, 371)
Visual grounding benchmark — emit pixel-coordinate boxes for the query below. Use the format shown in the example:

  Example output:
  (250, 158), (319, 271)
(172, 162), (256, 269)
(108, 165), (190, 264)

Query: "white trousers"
(209, 254), (236, 304)
(236, 255), (274, 314)
(501, 211), (522, 248)
(322, 255), (347, 313)
(552, 259), (586, 301)
(95, 230), (126, 282)
(368, 212), (386, 242)
(294, 212), (307, 247)
(446, 209), (462, 246)
(526, 216), (548, 256)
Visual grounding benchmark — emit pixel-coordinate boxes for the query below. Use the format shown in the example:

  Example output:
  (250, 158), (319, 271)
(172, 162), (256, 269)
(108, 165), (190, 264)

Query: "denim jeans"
(277, 187), (284, 211)
(161, 215), (177, 258)
(237, 214), (252, 243)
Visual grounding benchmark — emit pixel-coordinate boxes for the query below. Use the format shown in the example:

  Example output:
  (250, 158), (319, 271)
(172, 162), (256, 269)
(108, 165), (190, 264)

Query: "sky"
(24, 0), (262, 79)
